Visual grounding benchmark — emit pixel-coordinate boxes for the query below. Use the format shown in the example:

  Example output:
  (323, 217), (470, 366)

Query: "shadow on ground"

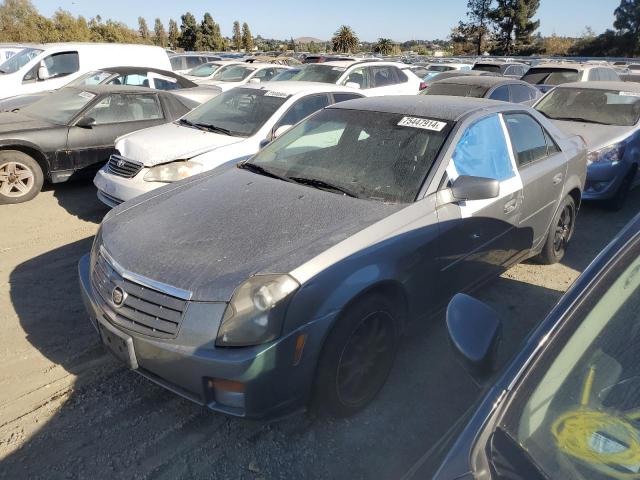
(48, 177), (109, 224)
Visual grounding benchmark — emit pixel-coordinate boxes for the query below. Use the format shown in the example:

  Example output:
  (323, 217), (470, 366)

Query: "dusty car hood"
(116, 122), (244, 166)
(0, 92), (49, 111)
(101, 168), (403, 301)
(0, 111), (56, 133)
(552, 120), (634, 152)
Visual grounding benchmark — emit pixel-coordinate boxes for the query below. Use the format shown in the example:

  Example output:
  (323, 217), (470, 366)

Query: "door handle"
(503, 199), (518, 214)
(553, 173), (563, 185)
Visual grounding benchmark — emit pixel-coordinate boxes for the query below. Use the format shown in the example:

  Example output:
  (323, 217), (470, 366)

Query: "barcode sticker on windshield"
(264, 90), (289, 98)
(620, 91), (640, 98)
(78, 91), (96, 100)
(398, 116), (447, 131)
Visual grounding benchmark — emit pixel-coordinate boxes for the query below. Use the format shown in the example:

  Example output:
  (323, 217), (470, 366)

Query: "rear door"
(436, 113), (526, 299)
(66, 93), (166, 172)
(503, 112), (567, 249)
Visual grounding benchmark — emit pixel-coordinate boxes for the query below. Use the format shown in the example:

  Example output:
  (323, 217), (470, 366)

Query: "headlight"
(216, 274), (300, 347)
(143, 160), (203, 182)
(587, 143), (626, 165)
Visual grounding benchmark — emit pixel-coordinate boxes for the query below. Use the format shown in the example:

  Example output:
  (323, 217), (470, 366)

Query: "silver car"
(78, 96), (586, 419)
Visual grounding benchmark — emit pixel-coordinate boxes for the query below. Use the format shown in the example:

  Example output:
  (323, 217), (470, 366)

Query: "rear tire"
(313, 294), (399, 418)
(605, 166), (636, 212)
(0, 150), (43, 204)
(536, 196), (576, 265)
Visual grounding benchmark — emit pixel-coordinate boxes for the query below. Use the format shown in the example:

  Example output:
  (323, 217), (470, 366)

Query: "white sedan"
(202, 63), (292, 91)
(94, 82), (365, 207)
(182, 60), (244, 84)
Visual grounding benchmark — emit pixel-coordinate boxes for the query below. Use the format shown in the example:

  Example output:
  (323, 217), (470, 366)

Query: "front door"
(436, 113), (528, 300)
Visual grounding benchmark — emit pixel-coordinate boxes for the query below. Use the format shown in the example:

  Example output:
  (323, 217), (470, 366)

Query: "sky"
(31, 0), (621, 42)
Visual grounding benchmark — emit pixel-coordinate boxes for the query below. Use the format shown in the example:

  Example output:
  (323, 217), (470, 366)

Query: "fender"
(0, 140), (52, 176)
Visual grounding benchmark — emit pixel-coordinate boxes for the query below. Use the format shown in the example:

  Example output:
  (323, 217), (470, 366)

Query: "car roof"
(66, 85), (161, 95)
(528, 62), (600, 70)
(475, 60), (526, 66)
(321, 60), (406, 68)
(98, 66), (178, 76)
(236, 81), (363, 95)
(329, 95), (508, 121)
(432, 76), (529, 88)
(553, 80), (640, 92)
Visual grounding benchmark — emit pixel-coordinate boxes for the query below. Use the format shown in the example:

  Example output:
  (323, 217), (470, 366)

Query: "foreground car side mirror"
(76, 116), (96, 129)
(446, 293), (502, 383)
(451, 175), (500, 201)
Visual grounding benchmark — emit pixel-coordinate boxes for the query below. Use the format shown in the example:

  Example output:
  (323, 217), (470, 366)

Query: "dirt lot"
(0, 179), (638, 480)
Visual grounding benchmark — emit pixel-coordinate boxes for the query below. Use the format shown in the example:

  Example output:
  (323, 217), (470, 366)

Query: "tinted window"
(451, 114), (514, 181)
(369, 66), (398, 87)
(333, 93), (363, 103)
(86, 94), (163, 124)
(395, 67), (408, 82)
(522, 68), (580, 86)
(154, 78), (180, 90)
(423, 82), (487, 98)
(473, 64), (501, 73)
(277, 94), (330, 127)
(504, 113), (549, 166)
(489, 85), (511, 101)
(510, 84), (535, 103)
(288, 64), (345, 83)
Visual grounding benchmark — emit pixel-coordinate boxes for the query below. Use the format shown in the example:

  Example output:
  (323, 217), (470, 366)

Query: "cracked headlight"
(143, 160), (204, 182)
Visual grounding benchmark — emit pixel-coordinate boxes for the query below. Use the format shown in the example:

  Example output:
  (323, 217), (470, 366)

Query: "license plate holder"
(97, 317), (138, 370)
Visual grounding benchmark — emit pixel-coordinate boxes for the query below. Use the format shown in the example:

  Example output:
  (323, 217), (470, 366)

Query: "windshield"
(180, 87), (288, 137)
(66, 70), (113, 87)
(497, 240), (640, 480)
(247, 108), (451, 203)
(188, 63), (223, 77)
(536, 88), (640, 127)
(271, 69), (299, 81)
(210, 65), (256, 82)
(0, 48), (42, 74)
(473, 64), (501, 73)
(422, 82), (488, 98)
(287, 64), (345, 83)
(522, 68), (580, 86)
(21, 88), (96, 124)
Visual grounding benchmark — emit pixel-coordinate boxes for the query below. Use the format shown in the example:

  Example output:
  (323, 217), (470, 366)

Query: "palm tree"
(374, 38), (395, 55)
(332, 25), (359, 53)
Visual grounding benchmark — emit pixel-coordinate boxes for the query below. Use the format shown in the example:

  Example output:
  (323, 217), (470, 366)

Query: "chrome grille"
(91, 249), (189, 338)
(107, 155), (143, 179)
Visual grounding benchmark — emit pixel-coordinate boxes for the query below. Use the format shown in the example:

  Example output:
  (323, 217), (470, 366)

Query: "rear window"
(473, 64), (501, 73)
(288, 64), (345, 83)
(522, 68), (580, 86)
(422, 82), (488, 98)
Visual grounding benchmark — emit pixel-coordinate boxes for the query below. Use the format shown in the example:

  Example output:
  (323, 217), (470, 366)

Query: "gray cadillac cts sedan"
(79, 96), (586, 419)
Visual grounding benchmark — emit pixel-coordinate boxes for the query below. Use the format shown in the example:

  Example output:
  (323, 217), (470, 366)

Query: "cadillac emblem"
(112, 286), (126, 307)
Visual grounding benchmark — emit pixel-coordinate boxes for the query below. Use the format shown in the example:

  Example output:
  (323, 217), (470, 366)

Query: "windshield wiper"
(237, 162), (291, 182)
(288, 176), (359, 198)
(549, 116), (609, 125)
(177, 118), (196, 127)
(193, 123), (233, 136)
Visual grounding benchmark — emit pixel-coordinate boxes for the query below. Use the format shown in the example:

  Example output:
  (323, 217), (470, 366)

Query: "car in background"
(270, 68), (301, 81)
(285, 61), (422, 96)
(522, 62), (620, 92)
(417, 63), (473, 82)
(0, 85), (192, 204)
(0, 66), (206, 111)
(421, 70), (499, 88)
(93, 82), (365, 206)
(182, 60), (243, 83)
(406, 211), (640, 480)
(203, 63), (292, 91)
(422, 76), (542, 105)
(81, 95), (585, 420)
(302, 54), (356, 63)
(169, 53), (222, 75)
(0, 43), (172, 100)
(472, 60), (529, 78)
(535, 81), (640, 210)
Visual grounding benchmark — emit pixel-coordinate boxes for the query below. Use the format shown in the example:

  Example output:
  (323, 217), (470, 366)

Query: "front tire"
(536, 196), (576, 265)
(314, 294), (399, 417)
(0, 150), (44, 204)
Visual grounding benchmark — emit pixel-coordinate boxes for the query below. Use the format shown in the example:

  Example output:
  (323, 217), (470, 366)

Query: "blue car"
(536, 81), (640, 210)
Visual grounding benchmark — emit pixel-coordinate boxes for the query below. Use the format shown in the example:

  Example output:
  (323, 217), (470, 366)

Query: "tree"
(614, 0), (640, 54)
(138, 17), (150, 43)
(50, 9), (91, 41)
(514, 0), (540, 51)
(241, 22), (254, 51)
(539, 34), (575, 55)
(374, 38), (395, 55)
(0, 0), (48, 42)
(332, 25), (358, 53)
(197, 12), (223, 51)
(489, 0), (540, 55)
(153, 18), (167, 47)
(168, 19), (180, 49)
(465, 0), (494, 55)
(179, 12), (198, 51)
(232, 20), (242, 50)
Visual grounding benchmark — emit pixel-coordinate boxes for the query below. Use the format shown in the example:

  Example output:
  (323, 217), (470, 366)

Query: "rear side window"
(277, 94), (330, 127)
(333, 93), (363, 103)
(170, 57), (184, 70)
(86, 94), (163, 124)
(154, 78), (180, 90)
(450, 114), (514, 181)
(510, 84), (535, 103)
(369, 66), (399, 87)
(504, 113), (550, 167)
(489, 85), (510, 102)
(395, 68), (408, 82)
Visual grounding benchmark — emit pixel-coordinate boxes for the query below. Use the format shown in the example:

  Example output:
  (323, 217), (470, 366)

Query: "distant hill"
(295, 37), (325, 44)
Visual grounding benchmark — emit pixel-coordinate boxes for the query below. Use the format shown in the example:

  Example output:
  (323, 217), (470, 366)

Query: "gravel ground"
(0, 179), (638, 480)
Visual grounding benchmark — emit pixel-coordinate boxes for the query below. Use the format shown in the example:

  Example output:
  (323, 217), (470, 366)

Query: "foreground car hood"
(101, 168), (403, 301)
(552, 120), (633, 151)
(116, 122), (244, 166)
(0, 111), (56, 133)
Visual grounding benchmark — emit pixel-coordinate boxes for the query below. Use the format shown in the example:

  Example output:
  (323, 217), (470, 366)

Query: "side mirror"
(76, 116), (96, 129)
(37, 65), (50, 81)
(273, 125), (292, 139)
(259, 138), (270, 149)
(451, 175), (499, 201)
(248, 78), (261, 84)
(446, 293), (502, 383)
(345, 82), (361, 90)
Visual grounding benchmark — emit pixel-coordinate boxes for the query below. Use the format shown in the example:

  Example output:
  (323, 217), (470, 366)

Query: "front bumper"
(583, 161), (630, 200)
(93, 167), (162, 208)
(78, 253), (331, 418)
